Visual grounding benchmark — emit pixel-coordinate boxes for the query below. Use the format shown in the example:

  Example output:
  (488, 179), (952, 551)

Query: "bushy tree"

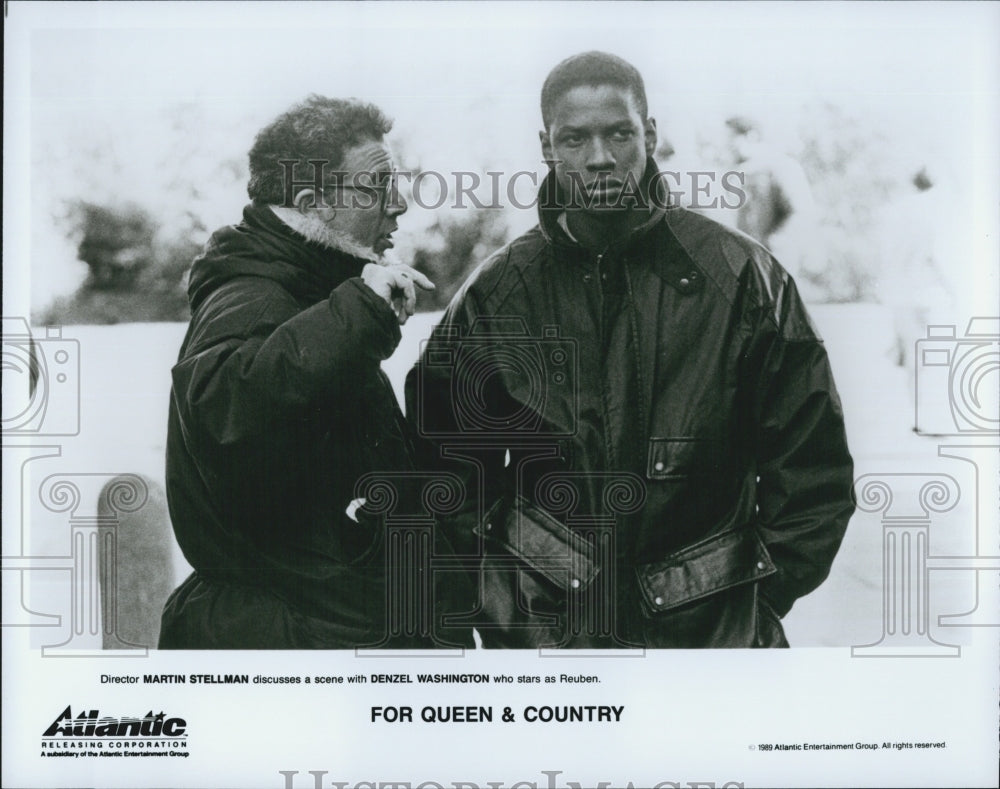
(410, 209), (509, 312)
(796, 101), (897, 302)
(38, 201), (197, 324)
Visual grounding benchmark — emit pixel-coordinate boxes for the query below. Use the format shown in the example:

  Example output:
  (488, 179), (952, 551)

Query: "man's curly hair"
(247, 95), (393, 204)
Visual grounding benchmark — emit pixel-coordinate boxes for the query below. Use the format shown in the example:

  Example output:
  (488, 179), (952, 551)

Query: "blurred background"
(5, 1), (998, 649)
(22, 3), (997, 324)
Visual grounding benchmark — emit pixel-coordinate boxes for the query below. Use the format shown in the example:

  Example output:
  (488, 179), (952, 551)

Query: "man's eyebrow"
(605, 120), (639, 132)
(556, 121), (638, 135)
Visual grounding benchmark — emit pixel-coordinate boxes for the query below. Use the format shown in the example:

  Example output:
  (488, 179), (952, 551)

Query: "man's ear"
(539, 130), (555, 168)
(292, 188), (320, 213)
(644, 117), (658, 159)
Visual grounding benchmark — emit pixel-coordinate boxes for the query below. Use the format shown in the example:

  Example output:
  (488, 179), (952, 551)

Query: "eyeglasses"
(321, 171), (398, 212)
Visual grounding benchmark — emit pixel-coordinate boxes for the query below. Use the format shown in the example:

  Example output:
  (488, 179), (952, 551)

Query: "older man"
(408, 53), (855, 648)
(159, 95), (464, 649)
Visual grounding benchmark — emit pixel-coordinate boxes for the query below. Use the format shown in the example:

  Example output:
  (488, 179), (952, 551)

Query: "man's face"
(296, 139), (407, 257)
(540, 84), (656, 212)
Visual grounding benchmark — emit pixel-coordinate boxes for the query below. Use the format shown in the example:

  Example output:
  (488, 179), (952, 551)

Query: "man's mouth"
(585, 179), (624, 200)
(588, 178), (623, 192)
(376, 230), (396, 251)
(583, 179), (626, 208)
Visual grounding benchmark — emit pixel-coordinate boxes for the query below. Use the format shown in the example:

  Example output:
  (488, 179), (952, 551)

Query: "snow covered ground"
(12, 303), (990, 649)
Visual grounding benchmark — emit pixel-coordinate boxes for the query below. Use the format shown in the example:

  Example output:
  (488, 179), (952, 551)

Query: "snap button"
(583, 274), (592, 283)
(654, 461), (665, 472)
(570, 578), (581, 590)
(654, 596), (664, 606)
(679, 277), (690, 287)
(756, 561), (766, 570)
(484, 522), (492, 532)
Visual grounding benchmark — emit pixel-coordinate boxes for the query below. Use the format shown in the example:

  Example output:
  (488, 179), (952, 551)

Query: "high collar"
(537, 157), (671, 254)
(187, 202), (371, 311)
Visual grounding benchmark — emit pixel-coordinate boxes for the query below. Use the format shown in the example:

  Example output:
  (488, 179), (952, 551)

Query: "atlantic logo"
(43, 706), (187, 738)
(40, 706), (190, 759)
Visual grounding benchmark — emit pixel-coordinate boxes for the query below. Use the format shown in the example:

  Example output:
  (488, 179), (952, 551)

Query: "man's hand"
(361, 263), (435, 325)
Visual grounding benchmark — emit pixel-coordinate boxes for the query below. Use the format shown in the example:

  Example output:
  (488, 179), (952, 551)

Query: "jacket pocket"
(646, 437), (723, 480)
(636, 527), (776, 614)
(475, 496), (599, 592)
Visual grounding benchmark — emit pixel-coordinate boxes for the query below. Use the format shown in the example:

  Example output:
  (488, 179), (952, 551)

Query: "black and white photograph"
(3, 2), (998, 787)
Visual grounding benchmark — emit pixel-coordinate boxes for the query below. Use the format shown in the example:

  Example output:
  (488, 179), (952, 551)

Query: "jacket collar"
(532, 159), (703, 296)
(536, 157), (671, 255)
(188, 202), (371, 311)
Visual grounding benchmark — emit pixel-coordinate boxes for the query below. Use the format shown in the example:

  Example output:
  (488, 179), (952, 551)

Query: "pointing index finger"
(392, 264), (435, 290)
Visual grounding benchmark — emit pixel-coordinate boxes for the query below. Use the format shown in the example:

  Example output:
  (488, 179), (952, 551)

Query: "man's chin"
(566, 189), (643, 214)
(577, 201), (632, 216)
(584, 190), (652, 215)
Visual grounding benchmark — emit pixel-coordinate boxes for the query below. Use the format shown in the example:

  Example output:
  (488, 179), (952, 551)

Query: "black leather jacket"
(406, 167), (855, 648)
(160, 203), (471, 649)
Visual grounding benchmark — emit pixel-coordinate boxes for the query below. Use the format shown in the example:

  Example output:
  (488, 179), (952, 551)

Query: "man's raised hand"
(362, 263), (435, 325)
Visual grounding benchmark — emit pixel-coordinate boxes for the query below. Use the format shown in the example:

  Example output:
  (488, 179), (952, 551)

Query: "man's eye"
(610, 129), (635, 142)
(560, 135), (583, 147)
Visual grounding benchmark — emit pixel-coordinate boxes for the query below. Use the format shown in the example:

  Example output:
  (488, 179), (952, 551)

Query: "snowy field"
(16, 304), (987, 649)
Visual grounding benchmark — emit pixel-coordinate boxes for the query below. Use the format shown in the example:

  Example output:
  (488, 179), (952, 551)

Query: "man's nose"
(386, 191), (408, 217)
(586, 138), (615, 171)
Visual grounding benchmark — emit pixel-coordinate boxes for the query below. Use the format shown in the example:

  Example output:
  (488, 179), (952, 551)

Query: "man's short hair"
(247, 95), (393, 204)
(540, 51), (648, 129)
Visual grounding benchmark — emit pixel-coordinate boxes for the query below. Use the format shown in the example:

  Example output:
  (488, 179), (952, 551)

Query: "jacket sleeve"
(404, 286), (511, 558)
(751, 278), (855, 618)
(173, 276), (400, 449)
(404, 296), (469, 446)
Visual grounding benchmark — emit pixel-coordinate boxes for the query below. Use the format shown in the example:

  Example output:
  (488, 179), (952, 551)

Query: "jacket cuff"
(335, 277), (402, 360)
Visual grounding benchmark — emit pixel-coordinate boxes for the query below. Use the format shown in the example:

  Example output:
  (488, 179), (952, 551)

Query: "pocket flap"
(636, 528), (776, 612)
(476, 496), (600, 591)
(647, 438), (721, 479)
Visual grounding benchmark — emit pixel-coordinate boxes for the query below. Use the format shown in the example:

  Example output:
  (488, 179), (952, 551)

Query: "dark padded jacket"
(405, 166), (855, 648)
(160, 203), (471, 649)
